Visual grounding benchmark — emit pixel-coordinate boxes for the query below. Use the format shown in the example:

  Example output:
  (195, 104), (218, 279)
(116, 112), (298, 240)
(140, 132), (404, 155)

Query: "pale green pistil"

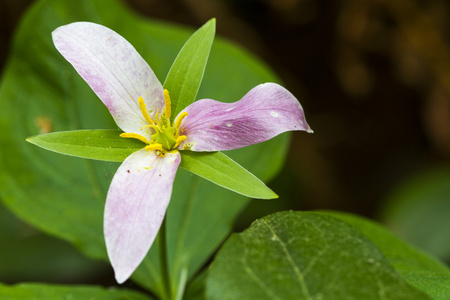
(151, 122), (177, 151)
(120, 89), (188, 155)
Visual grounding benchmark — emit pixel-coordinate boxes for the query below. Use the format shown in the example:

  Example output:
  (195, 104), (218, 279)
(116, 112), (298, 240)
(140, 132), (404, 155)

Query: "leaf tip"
(25, 136), (35, 144)
(204, 18), (216, 31)
(266, 190), (279, 200)
(255, 189), (279, 200)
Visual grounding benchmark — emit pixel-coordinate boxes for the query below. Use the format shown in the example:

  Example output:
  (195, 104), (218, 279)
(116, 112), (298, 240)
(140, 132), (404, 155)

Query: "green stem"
(159, 217), (172, 300)
(175, 267), (188, 300)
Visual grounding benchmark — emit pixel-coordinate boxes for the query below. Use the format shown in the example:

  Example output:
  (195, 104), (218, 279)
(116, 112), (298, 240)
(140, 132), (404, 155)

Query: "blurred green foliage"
(0, 203), (109, 283)
(0, 283), (151, 300)
(381, 167), (450, 262)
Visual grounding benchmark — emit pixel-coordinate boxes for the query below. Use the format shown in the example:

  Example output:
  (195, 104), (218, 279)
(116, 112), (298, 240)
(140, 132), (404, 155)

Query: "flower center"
(120, 89), (188, 155)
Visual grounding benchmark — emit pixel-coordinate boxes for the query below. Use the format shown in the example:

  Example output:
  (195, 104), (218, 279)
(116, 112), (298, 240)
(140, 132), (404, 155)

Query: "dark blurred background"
(2, 0), (450, 231)
(1, 0), (450, 282)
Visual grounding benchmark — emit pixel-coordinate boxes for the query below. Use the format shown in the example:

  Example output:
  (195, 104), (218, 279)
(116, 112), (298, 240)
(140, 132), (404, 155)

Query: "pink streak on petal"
(176, 83), (312, 151)
(52, 22), (164, 136)
(104, 149), (181, 284)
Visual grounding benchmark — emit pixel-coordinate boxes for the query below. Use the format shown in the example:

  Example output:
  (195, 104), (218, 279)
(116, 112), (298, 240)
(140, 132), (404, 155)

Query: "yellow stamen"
(121, 91), (184, 153)
(120, 132), (151, 144)
(141, 124), (160, 131)
(138, 97), (154, 124)
(145, 143), (164, 151)
(174, 135), (187, 148)
(164, 89), (171, 119)
(175, 112), (188, 130)
(153, 111), (163, 131)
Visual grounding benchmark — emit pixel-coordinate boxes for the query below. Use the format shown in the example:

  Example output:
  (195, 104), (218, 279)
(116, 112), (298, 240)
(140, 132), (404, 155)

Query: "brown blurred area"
(2, 0), (450, 219)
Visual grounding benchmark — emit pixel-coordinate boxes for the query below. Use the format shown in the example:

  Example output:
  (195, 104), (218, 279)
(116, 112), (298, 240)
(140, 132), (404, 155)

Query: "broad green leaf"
(0, 202), (109, 282)
(0, 283), (152, 300)
(380, 167), (450, 262)
(164, 18), (215, 122)
(206, 211), (429, 300)
(0, 0), (288, 297)
(26, 130), (143, 162)
(321, 211), (450, 300)
(180, 151), (277, 199)
(184, 269), (207, 300)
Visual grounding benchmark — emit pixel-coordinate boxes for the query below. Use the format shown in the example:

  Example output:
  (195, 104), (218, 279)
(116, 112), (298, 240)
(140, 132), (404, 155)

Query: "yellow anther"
(175, 112), (188, 130)
(120, 132), (151, 144)
(174, 135), (187, 148)
(138, 97), (154, 125)
(164, 89), (171, 119)
(145, 143), (164, 152)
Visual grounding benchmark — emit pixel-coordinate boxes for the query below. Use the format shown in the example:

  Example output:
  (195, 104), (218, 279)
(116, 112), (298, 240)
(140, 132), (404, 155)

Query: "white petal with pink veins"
(52, 22), (164, 136)
(104, 149), (181, 283)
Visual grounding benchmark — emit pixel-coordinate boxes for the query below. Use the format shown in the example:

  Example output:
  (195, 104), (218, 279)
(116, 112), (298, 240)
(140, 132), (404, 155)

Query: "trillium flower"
(52, 22), (312, 283)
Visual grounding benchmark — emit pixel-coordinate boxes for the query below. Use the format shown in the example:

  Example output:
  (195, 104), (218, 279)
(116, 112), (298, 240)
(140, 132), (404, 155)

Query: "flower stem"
(175, 267), (188, 300)
(159, 217), (172, 300)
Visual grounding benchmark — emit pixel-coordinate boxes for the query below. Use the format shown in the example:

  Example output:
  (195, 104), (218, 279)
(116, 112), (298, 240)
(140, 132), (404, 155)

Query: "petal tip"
(114, 268), (131, 284)
(303, 123), (313, 133)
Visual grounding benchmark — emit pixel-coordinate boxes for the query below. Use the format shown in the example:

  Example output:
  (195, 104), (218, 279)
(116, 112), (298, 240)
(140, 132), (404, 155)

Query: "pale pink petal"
(176, 83), (312, 151)
(104, 149), (181, 284)
(52, 22), (164, 135)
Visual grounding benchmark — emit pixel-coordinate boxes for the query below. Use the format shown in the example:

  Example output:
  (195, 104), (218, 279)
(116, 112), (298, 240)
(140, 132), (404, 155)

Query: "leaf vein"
(241, 247), (281, 300)
(262, 219), (313, 300)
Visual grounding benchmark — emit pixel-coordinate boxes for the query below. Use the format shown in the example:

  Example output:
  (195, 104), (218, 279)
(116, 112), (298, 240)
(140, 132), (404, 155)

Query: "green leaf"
(0, 283), (152, 300)
(320, 211), (450, 300)
(184, 268), (207, 300)
(380, 167), (450, 262)
(26, 130), (144, 162)
(0, 202), (109, 282)
(27, 131), (277, 199)
(206, 211), (429, 300)
(180, 151), (277, 199)
(164, 18), (215, 121)
(0, 0), (288, 297)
